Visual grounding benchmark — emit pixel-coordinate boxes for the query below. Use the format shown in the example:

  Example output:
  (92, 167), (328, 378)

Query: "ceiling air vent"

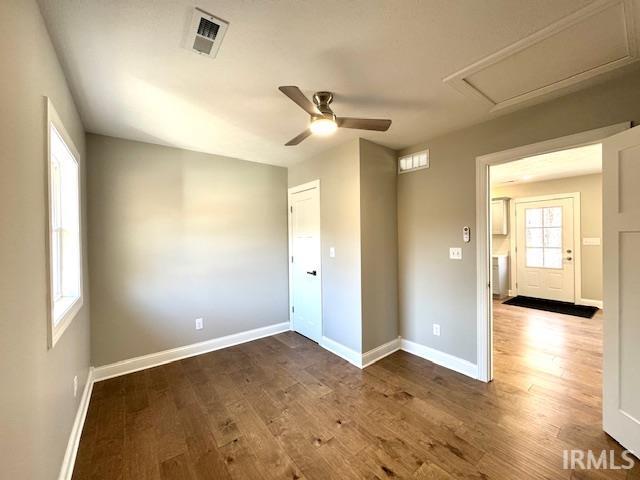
(185, 8), (229, 58)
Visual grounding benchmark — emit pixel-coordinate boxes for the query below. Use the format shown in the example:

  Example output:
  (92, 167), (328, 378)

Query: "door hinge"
(291, 305), (294, 313)
(290, 206), (293, 213)
(291, 256), (294, 263)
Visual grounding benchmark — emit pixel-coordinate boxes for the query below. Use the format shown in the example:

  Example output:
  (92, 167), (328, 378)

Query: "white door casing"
(515, 196), (575, 302)
(288, 181), (322, 342)
(602, 125), (640, 456)
(475, 122), (629, 383)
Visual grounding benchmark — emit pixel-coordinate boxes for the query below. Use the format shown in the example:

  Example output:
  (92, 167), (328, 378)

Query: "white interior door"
(289, 183), (322, 342)
(603, 126), (640, 456)
(515, 197), (575, 302)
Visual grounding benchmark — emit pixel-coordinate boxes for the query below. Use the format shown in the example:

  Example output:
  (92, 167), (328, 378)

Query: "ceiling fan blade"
(279, 86), (319, 116)
(337, 117), (392, 131)
(285, 129), (312, 146)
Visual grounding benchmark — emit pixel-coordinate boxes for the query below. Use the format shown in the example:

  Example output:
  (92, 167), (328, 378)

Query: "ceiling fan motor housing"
(312, 91), (334, 118)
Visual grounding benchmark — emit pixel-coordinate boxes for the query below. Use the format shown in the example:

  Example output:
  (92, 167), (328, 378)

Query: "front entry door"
(289, 183), (322, 342)
(515, 197), (575, 302)
(603, 125), (640, 456)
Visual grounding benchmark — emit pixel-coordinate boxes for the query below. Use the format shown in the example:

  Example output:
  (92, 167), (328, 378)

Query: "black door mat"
(502, 296), (598, 318)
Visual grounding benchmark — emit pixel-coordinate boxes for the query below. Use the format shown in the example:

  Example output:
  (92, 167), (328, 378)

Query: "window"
(398, 149), (429, 173)
(47, 100), (82, 348)
(525, 206), (563, 269)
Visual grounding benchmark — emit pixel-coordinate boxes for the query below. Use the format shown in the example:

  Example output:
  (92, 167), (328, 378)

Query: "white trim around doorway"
(475, 122), (630, 383)
(287, 179), (323, 336)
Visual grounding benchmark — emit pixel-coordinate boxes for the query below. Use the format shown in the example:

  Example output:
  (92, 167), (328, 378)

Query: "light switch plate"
(195, 318), (204, 330)
(449, 247), (462, 260)
(433, 324), (441, 336)
(463, 226), (471, 243)
(329, 247), (336, 258)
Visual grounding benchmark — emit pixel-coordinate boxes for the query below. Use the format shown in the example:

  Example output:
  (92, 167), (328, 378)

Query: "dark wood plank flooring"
(73, 302), (640, 479)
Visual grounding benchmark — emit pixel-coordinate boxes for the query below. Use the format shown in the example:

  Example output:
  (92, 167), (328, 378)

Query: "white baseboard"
(508, 289), (516, 297)
(400, 339), (478, 379)
(317, 335), (476, 380)
(362, 337), (401, 368)
(319, 336), (401, 369)
(93, 322), (290, 382)
(577, 298), (603, 309)
(319, 336), (363, 368)
(58, 367), (94, 480)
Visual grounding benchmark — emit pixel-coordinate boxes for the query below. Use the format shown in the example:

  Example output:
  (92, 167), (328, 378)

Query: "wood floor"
(73, 302), (640, 479)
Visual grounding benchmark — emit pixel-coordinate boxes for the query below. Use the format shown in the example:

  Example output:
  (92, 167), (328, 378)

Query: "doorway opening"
(475, 121), (640, 461)
(489, 146), (602, 404)
(475, 123), (628, 382)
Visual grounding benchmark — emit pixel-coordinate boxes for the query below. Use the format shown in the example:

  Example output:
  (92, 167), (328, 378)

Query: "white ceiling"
(37, 0), (639, 167)
(491, 143), (602, 186)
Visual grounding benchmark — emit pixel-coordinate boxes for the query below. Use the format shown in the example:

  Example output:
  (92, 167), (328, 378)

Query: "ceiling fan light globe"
(310, 117), (337, 136)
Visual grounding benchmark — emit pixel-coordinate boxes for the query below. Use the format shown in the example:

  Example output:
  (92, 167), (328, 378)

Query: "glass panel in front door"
(525, 206), (563, 269)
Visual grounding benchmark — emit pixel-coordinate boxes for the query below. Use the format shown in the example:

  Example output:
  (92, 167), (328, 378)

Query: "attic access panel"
(444, 0), (638, 112)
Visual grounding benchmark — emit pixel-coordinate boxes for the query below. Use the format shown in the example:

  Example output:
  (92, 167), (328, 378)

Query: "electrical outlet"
(433, 324), (441, 336)
(73, 375), (78, 398)
(195, 318), (204, 330)
(449, 247), (462, 260)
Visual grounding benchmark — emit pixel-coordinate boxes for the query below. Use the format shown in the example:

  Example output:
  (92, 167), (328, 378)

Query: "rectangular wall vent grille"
(398, 150), (429, 174)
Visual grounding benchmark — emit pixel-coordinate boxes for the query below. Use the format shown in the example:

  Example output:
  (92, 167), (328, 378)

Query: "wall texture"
(398, 69), (640, 364)
(0, 1), (91, 478)
(360, 139), (399, 351)
(87, 134), (289, 366)
(492, 173), (603, 301)
(288, 140), (363, 352)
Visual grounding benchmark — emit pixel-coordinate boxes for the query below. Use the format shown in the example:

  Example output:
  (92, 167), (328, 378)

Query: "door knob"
(306, 270), (317, 276)
(566, 257), (572, 261)
(566, 249), (572, 253)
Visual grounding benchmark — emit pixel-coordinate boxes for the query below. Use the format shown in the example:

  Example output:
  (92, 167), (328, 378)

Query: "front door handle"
(306, 270), (317, 276)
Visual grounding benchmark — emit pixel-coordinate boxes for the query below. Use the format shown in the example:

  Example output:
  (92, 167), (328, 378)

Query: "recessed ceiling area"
(37, 0), (640, 166)
(491, 143), (602, 186)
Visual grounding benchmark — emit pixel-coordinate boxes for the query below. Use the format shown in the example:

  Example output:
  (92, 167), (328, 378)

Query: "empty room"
(2, 1), (640, 479)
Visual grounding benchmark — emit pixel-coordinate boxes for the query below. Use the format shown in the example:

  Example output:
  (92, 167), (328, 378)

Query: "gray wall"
(0, 1), (91, 478)
(87, 134), (289, 366)
(398, 69), (640, 364)
(288, 140), (363, 352)
(360, 139), (399, 351)
(288, 139), (399, 354)
(492, 173), (603, 301)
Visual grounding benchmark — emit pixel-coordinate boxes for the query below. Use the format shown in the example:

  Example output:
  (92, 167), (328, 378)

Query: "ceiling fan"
(278, 86), (392, 146)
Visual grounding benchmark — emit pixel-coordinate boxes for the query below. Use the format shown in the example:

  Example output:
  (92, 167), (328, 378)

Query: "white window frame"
(398, 149), (429, 174)
(46, 99), (83, 349)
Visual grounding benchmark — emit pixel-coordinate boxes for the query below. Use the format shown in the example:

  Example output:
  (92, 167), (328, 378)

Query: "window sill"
(50, 295), (83, 349)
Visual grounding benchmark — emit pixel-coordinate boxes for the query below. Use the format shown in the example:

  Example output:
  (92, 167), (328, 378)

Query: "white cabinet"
(491, 198), (509, 235)
(492, 254), (509, 297)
